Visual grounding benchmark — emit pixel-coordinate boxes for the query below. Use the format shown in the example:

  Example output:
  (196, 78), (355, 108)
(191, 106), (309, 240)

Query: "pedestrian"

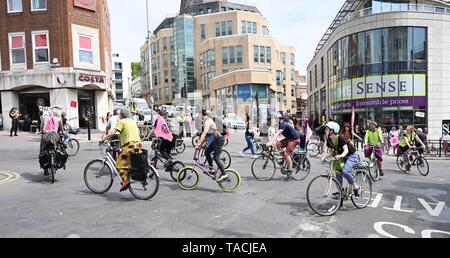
(259, 117), (271, 145)
(239, 125), (257, 158)
(442, 131), (450, 153)
(382, 127), (390, 154)
(184, 113), (192, 138)
(9, 107), (20, 137)
(341, 125), (352, 141)
(176, 112), (184, 138)
(132, 111), (140, 123)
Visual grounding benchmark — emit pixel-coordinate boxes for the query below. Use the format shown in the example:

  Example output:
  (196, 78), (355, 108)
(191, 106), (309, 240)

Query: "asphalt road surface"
(0, 130), (449, 238)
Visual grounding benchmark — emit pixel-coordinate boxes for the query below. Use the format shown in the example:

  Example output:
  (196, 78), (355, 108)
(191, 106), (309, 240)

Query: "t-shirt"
(316, 125), (327, 136)
(327, 135), (356, 159)
(260, 121), (270, 135)
(416, 132), (427, 147)
(365, 128), (383, 147)
(115, 118), (141, 147)
(279, 122), (300, 140)
(107, 116), (119, 131)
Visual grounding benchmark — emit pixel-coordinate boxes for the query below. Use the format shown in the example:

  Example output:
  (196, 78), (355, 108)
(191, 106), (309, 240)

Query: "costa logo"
(78, 74), (105, 84)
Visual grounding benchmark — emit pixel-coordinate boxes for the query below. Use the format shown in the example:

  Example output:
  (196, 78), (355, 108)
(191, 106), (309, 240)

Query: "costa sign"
(74, 0), (97, 11)
(78, 74), (105, 84)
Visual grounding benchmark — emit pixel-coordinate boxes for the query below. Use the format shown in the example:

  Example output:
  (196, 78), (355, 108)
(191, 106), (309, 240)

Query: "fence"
(424, 140), (449, 158)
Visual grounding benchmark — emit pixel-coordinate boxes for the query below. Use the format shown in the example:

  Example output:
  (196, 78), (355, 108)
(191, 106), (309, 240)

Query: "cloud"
(109, 0), (345, 74)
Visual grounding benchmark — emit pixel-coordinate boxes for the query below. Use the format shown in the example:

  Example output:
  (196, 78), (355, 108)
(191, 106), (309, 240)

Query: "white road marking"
(417, 198), (445, 217)
(383, 196), (413, 213)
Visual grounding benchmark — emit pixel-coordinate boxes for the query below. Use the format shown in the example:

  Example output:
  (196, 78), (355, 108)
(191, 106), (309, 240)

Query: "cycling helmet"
(325, 121), (340, 134)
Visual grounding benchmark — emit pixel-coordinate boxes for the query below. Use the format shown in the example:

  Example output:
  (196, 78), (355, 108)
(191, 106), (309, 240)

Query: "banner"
(154, 115), (173, 142)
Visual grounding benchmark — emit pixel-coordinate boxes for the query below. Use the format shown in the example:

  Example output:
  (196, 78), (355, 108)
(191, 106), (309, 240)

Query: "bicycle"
(253, 137), (265, 155)
(191, 133), (229, 148)
(172, 136), (186, 154)
(176, 149), (241, 192)
(307, 141), (324, 158)
(363, 144), (382, 182)
(150, 138), (185, 182)
(138, 123), (152, 141)
(396, 147), (429, 176)
(84, 140), (160, 200)
(306, 158), (372, 216)
(251, 145), (310, 181)
(39, 138), (69, 184)
(198, 145), (232, 169)
(63, 129), (80, 157)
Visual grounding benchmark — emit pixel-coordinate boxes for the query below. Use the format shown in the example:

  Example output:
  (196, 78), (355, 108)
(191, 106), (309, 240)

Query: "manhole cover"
(0, 171), (20, 185)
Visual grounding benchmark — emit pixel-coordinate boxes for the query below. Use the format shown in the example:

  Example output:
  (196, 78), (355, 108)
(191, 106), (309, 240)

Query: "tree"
(131, 62), (142, 80)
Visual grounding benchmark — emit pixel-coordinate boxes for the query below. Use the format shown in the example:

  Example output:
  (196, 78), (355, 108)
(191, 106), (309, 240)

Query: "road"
(0, 130), (449, 238)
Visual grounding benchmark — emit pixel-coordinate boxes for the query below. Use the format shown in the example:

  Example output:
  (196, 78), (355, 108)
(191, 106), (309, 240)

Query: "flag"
(351, 105), (355, 130)
(306, 124), (313, 144)
(154, 114), (173, 142)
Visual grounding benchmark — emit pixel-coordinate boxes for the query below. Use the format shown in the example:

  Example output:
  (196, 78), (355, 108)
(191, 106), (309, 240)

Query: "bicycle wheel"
(393, 147), (398, 157)
(368, 161), (380, 182)
(224, 139), (229, 146)
(351, 170), (372, 209)
(84, 159), (114, 194)
(129, 167), (159, 200)
(396, 155), (407, 172)
(220, 150), (231, 169)
(308, 143), (320, 157)
(251, 155), (276, 181)
(445, 149), (449, 157)
(176, 143), (186, 154)
(192, 136), (200, 147)
(292, 155), (311, 181)
(429, 147), (438, 157)
(306, 175), (342, 216)
(217, 169), (241, 193)
(177, 167), (200, 190)
(254, 142), (264, 155)
(417, 156), (430, 176)
(169, 161), (185, 182)
(66, 139), (80, 157)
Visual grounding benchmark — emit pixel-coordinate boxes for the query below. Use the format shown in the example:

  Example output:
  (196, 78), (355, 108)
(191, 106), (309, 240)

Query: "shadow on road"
(21, 172), (56, 185)
(75, 189), (138, 202)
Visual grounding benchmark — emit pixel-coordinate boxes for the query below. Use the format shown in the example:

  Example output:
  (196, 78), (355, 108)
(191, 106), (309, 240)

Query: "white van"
(161, 105), (177, 117)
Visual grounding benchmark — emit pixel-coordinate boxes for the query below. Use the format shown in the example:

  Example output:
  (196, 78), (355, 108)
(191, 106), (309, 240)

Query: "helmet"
(325, 121), (340, 134)
(369, 121), (378, 127)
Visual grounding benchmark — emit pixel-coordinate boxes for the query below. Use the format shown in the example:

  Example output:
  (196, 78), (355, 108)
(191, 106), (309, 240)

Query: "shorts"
(364, 146), (383, 161)
(277, 139), (301, 154)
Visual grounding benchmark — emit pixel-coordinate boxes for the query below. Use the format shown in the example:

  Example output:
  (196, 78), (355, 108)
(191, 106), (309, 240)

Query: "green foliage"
(131, 62), (142, 80)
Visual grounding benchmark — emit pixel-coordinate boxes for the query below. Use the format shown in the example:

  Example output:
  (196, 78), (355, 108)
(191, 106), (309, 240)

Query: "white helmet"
(326, 121), (340, 134)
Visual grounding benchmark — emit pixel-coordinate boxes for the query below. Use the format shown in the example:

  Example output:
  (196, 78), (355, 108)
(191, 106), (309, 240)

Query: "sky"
(109, 0), (345, 75)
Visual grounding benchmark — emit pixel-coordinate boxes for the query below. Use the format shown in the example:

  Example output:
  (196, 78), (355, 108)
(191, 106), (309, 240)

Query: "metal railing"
(423, 140), (449, 158)
(341, 4), (450, 25)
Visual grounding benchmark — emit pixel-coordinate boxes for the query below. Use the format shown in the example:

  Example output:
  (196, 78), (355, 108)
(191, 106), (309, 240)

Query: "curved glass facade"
(328, 26), (427, 128)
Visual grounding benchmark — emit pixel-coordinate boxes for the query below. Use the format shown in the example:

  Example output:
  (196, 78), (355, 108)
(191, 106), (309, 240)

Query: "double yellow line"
(0, 171), (20, 185)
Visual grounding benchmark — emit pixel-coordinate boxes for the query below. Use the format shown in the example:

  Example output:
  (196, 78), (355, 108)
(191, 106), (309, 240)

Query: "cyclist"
(271, 114), (301, 178)
(416, 128), (428, 155)
(398, 125), (426, 172)
(104, 109), (142, 192)
(321, 121), (361, 197)
(364, 121), (385, 176)
(196, 109), (227, 182)
(149, 109), (174, 165)
(316, 124), (327, 154)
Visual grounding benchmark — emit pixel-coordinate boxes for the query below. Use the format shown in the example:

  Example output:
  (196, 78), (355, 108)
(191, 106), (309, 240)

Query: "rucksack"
(213, 116), (228, 136)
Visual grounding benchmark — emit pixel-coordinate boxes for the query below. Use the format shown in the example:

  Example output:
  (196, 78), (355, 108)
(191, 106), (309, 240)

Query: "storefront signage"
(443, 120), (450, 134)
(237, 85), (251, 101)
(78, 74), (105, 84)
(332, 74), (427, 110)
(74, 0), (97, 11)
(415, 112), (426, 118)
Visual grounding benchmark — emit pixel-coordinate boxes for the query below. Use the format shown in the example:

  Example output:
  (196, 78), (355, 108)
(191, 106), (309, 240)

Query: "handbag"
(331, 135), (345, 172)
(130, 149), (150, 182)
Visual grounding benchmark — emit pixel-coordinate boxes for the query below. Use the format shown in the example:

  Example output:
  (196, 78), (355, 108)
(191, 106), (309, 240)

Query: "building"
(140, 0), (299, 119)
(112, 53), (131, 106)
(0, 0), (113, 131)
(295, 73), (308, 118)
(307, 0), (450, 139)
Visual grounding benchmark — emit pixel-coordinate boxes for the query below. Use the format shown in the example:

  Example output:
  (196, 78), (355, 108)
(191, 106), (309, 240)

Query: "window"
(241, 21), (246, 34)
(283, 69), (286, 82)
(222, 47), (228, 65)
(115, 72), (122, 80)
(163, 37), (168, 51)
(200, 24), (206, 41)
(31, 0), (46, 11)
(164, 70), (169, 83)
(114, 62), (122, 70)
(227, 21), (232, 35)
(247, 21), (252, 35)
(252, 22), (257, 34)
(281, 52), (286, 64)
(171, 71), (175, 82)
(115, 83), (123, 90)
(163, 54), (168, 68)
(207, 49), (215, 67)
(254, 46), (259, 63)
(291, 69), (296, 81)
(221, 7), (226, 12)
(276, 70), (282, 86)
(79, 35), (93, 64)
(9, 33), (26, 65)
(260, 46), (265, 63)
(262, 26), (269, 36)
(8, 0), (23, 13)
(170, 36), (174, 51)
(171, 55), (175, 68)
(151, 43), (156, 55)
(314, 65), (318, 88)
(236, 46), (243, 64)
(198, 9), (204, 15)
(229, 46), (235, 64)
(116, 93), (124, 101)
(266, 47), (271, 63)
(290, 53), (295, 65)
(32, 31), (49, 63)
(216, 22), (220, 37)
(320, 57), (324, 83)
(207, 8), (212, 14)
(221, 21), (227, 36)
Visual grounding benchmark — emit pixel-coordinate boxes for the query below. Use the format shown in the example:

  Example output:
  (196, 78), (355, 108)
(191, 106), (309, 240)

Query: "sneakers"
(208, 169), (216, 176)
(380, 170), (385, 176)
(120, 179), (130, 192)
(353, 186), (362, 197)
(405, 164), (412, 172)
(239, 151), (244, 157)
(286, 170), (294, 178)
(44, 170), (49, 176)
(332, 192), (341, 200)
(253, 155), (258, 159)
(217, 174), (229, 182)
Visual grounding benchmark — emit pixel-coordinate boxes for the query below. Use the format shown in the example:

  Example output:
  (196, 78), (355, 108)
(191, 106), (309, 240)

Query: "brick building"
(0, 0), (113, 131)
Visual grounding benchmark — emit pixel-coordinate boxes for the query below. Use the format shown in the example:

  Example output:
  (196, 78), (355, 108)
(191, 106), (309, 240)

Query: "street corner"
(0, 170), (21, 185)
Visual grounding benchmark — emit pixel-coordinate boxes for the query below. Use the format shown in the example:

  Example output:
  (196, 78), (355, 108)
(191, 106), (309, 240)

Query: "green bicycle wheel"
(177, 167), (200, 191)
(217, 169), (241, 193)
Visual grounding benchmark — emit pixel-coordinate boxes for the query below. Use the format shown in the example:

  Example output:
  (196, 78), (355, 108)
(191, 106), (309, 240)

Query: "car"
(142, 109), (157, 124)
(225, 115), (246, 130)
(161, 105), (177, 117)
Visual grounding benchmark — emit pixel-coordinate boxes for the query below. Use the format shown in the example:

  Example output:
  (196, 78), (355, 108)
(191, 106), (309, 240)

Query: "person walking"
(9, 107), (20, 137)
(239, 124), (257, 158)
(382, 127), (390, 154)
(184, 113), (192, 138)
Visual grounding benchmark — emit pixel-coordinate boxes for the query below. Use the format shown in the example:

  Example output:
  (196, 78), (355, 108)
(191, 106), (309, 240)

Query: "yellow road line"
(0, 171), (20, 185)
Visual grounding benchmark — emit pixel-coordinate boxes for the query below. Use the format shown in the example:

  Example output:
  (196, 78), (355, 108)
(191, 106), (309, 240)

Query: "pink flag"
(154, 114), (173, 142)
(351, 105), (355, 130)
(306, 124), (313, 144)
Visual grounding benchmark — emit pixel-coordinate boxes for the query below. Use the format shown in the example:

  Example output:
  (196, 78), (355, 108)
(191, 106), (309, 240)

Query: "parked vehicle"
(224, 114), (246, 130)
(161, 105), (177, 117)
(142, 109), (157, 124)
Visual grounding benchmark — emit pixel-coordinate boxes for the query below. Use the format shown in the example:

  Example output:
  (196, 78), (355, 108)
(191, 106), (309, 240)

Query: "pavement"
(0, 129), (449, 238)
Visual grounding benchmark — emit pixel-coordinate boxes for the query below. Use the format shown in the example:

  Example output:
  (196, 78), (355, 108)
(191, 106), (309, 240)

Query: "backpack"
(45, 115), (57, 132)
(213, 116), (228, 136)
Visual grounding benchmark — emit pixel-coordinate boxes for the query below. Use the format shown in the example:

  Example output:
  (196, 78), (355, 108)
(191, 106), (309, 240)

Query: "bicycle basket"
(332, 159), (345, 172)
(130, 149), (150, 182)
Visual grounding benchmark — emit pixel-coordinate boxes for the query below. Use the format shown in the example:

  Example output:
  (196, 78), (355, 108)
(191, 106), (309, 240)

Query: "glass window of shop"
(78, 90), (96, 129)
(329, 26), (427, 129)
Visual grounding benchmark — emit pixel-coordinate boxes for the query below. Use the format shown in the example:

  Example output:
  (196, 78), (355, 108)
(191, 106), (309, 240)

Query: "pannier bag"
(55, 149), (68, 169)
(39, 152), (50, 169)
(130, 149), (150, 182)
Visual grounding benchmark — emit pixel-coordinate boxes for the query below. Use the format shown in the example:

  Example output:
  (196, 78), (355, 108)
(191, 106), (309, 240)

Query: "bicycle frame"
(322, 160), (353, 200)
(192, 149), (219, 179)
